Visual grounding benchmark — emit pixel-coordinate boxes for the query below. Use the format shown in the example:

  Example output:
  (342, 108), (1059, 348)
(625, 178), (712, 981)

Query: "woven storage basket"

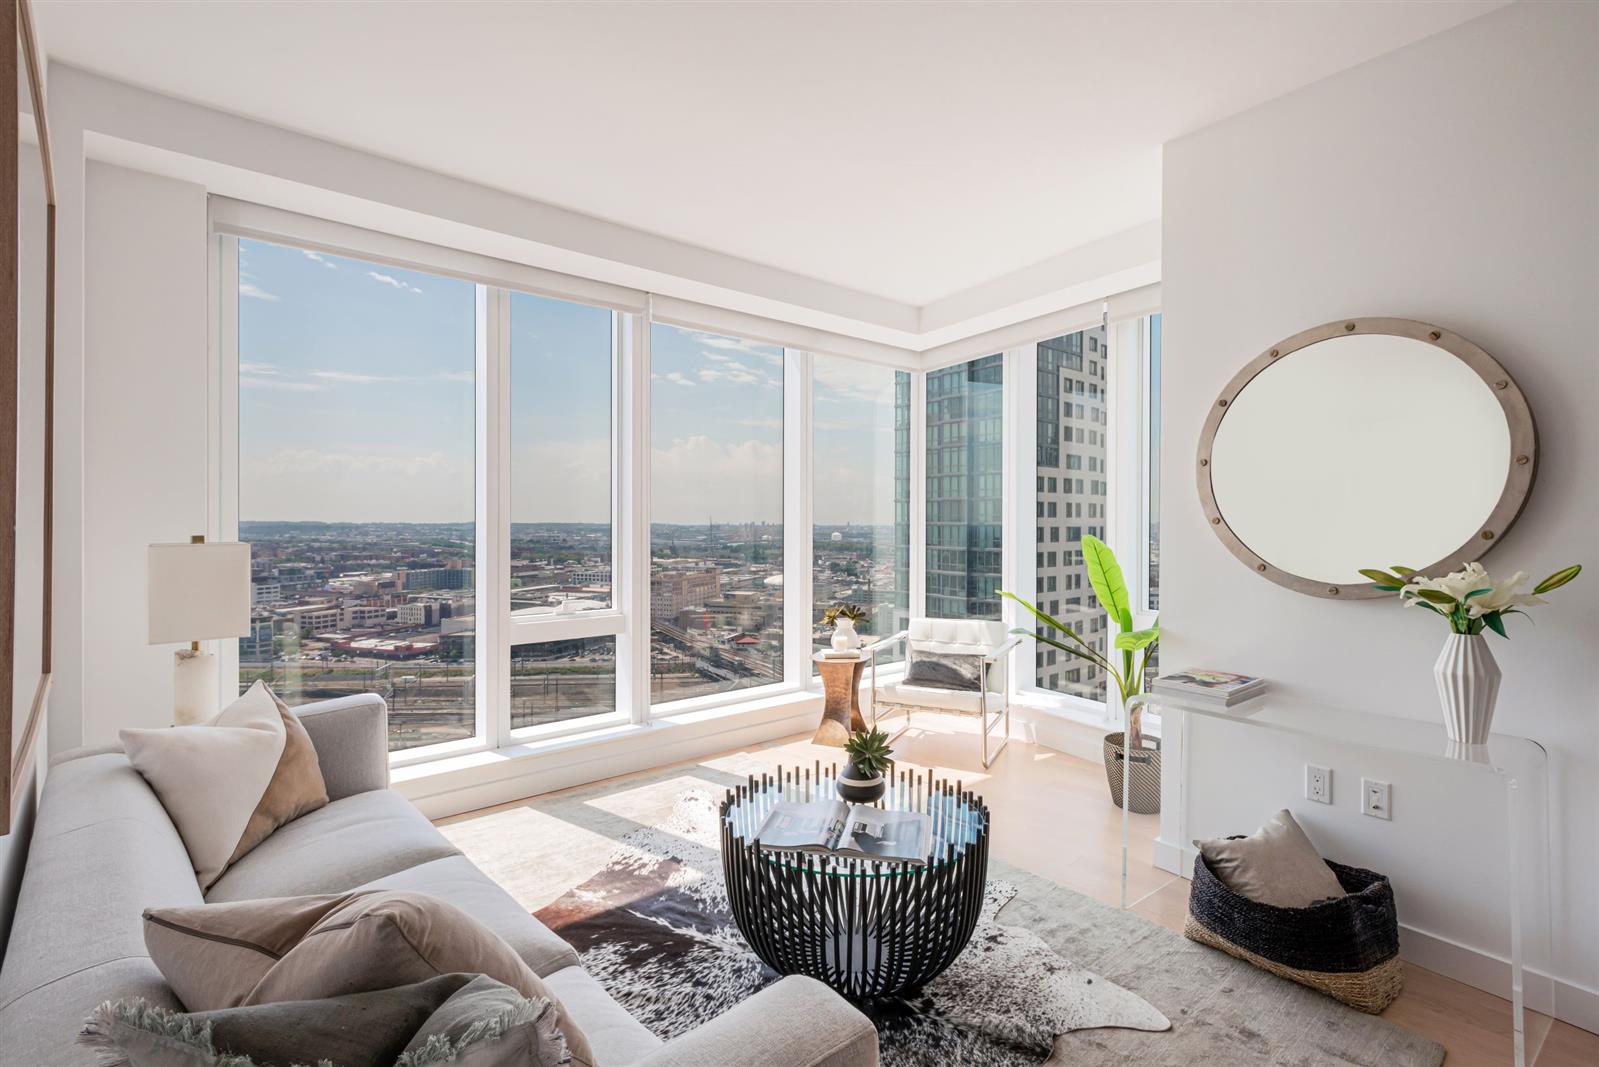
(1184, 852), (1403, 1013)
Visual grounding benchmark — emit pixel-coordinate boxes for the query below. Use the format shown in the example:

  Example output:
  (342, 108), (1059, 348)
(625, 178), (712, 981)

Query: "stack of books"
(1151, 669), (1267, 707)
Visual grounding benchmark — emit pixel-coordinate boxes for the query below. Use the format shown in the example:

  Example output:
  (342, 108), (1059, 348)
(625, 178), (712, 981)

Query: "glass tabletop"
(722, 764), (986, 878)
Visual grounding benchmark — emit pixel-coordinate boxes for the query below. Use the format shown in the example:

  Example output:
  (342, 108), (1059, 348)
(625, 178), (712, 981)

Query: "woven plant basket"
(1103, 733), (1161, 814)
(1184, 852), (1403, 1013)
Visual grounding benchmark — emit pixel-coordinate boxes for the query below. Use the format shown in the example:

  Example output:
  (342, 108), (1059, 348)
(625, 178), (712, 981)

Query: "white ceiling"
(36, 0), (1503, 306)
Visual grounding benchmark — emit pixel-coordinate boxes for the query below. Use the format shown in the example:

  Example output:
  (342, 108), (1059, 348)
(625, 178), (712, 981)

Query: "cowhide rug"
(534, 790), (1169, 1066)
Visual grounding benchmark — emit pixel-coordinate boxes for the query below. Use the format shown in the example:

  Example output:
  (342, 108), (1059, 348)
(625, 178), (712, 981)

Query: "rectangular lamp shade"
(148, 541), (252, 645)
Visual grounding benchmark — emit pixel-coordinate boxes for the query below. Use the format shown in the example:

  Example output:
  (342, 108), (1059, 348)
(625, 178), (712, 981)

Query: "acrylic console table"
(1135, 694), (1556, 1066)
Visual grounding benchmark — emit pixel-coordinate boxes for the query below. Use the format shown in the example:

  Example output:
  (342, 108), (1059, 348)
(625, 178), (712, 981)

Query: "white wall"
(78, 161), (210, 743)
(1161, 0), (1597, 1025)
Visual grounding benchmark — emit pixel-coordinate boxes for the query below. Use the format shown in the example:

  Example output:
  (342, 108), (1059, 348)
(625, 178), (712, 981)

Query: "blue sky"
(238, 239), (475, 523)
(239, 238), (899, 526)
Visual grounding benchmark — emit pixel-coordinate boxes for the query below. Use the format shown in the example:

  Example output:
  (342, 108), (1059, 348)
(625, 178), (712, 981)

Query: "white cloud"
(240, 376), (325, 392)
(651, 435), (782, 523)
(241, 448), (472, 523)
(239, 281), (280, 302)
(692, 333), (779, 357)
(302, 250), (338, 269)
(368, 271), (423, 294)
(436, 371), (474, 384)
(239, 362), (279, 376)
(663, 371), (695, 387)
(311, 370), (408, 385)
(813, 358), (899, 405)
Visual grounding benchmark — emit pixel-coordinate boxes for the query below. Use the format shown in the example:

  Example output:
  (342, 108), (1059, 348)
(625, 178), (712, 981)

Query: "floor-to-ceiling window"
(507, 291), (619, 730)
(811, 357), (911, 659)
(1033, 325), (1110, 702)
(234, 238), (477, 752)
(925, 355), (1004, 619)
(649, 323), (784, 705)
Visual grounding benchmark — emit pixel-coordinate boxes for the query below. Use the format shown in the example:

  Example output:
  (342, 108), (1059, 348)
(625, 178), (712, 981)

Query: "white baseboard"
(395, 692), (822, 820)
(1152, 836), (1191, 877)
(1012, 703), (1107, 763)
(1399, 923), (1599, 1035)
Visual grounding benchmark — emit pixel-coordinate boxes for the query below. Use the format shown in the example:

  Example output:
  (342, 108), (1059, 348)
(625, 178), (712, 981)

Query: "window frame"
(1002, 308), (1162, 728)
(211, 198), (1155, 769)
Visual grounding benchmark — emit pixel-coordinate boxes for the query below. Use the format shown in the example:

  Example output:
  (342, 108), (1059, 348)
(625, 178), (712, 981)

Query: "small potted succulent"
(1360, 560), (1581, 745)
(822, 603), (868, 651)
(839, 727), (893, 802)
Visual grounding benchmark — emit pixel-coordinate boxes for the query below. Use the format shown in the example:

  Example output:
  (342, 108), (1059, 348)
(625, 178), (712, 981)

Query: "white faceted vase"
(1433, 633), (1502, 744)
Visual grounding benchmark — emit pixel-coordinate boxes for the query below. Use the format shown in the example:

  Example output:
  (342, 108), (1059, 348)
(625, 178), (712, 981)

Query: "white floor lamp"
(148, 535), (251, 725)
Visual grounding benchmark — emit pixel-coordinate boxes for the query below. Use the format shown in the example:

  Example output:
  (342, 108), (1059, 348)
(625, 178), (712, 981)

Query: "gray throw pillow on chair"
(904, 649), (984, 691)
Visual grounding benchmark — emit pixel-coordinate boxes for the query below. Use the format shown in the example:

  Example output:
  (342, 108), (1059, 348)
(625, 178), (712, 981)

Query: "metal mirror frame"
(1196, 317), (1537, 600)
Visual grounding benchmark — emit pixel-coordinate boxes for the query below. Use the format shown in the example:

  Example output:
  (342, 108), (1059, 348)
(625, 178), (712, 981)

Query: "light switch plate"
(1305, 764), (1331, 804)
(1362, 778), (1392, 820)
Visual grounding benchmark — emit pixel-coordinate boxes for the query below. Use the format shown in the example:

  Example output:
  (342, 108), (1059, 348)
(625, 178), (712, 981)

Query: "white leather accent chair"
(864, 618), (1022, 768)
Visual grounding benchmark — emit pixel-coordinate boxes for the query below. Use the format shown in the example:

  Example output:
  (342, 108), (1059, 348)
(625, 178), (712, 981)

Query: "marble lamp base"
(173, 648), (220, 725)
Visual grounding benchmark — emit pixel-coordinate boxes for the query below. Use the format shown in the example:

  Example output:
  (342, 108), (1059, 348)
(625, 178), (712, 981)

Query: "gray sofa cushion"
(544, 964), (663, 1065)
(30, 751), (183, 844)
(205, 789), (458, 902)
(0, 956), (181, 1067)
(358, 855), (581, 978)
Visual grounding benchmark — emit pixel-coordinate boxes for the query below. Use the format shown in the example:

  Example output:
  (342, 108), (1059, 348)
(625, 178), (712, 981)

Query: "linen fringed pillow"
(122, 681), (327, 890)
(143, 891), (593, 1067)
(78, 974), (570, 1067)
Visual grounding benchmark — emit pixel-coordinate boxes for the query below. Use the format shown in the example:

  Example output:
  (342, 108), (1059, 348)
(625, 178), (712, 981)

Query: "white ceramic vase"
(1433, 633), (1502, 744)
(830, 618), (860, 651)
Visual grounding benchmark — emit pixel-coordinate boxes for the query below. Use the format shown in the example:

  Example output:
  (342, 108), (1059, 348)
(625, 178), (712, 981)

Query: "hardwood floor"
(441, 709), (1597, 1065)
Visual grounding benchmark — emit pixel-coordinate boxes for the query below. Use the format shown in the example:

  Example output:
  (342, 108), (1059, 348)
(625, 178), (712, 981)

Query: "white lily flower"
(1402, 562), (1489, 604)
(1466, 570), (1547, 617)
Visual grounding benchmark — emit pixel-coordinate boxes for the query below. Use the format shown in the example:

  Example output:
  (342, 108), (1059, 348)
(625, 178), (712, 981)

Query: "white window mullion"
(909, 370), (927, 620)
(212, 233), (241, 703)
(1002, 344), (1036, 702)
(1107, 315), (1147, 627)
(618, 309), (651, 723)
(477, 285), (510, 751)
(783, 349), (813, 687)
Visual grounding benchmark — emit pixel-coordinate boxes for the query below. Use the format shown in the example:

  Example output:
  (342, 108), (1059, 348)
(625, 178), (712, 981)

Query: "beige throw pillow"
(144, 890), (595, 1067)
(227, 685), (328, 866)
(1194, 809), (1346, 908)
(122, 682), (286, 889)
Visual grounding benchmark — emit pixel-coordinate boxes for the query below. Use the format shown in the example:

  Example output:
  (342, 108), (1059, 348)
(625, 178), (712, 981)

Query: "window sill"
(392, 688), (821, 818)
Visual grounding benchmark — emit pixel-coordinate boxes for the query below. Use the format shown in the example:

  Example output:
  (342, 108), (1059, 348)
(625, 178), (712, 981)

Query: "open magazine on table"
(754, 800), (931, 865)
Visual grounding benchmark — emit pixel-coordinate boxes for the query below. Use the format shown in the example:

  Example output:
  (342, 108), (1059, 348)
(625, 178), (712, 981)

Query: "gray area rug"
(534, 790), (1170, 1066)
(441, 763), (1446, 1066)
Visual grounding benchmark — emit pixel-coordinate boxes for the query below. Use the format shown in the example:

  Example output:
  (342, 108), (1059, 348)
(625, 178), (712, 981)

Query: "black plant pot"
(838, 760), (886, 803)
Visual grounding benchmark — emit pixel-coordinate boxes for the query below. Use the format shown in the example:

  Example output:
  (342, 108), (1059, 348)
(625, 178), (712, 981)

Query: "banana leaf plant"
(1001, 534), (1159, 747)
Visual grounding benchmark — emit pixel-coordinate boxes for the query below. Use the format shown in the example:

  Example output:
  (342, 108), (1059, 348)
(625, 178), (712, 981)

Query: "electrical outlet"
(1362, 778), (1392, 820)
(1305, 764), (1331, 804)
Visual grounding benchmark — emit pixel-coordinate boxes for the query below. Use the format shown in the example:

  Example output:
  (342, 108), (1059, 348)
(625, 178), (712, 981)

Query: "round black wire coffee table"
(720, 763), (989, 1001)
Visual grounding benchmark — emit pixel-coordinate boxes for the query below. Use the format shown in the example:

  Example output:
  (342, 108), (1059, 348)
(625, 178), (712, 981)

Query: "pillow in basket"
(1194, 809), (1346, 908)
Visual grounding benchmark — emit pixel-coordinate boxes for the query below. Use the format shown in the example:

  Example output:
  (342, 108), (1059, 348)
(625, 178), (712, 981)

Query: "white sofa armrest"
(631, 976), (878, 1067)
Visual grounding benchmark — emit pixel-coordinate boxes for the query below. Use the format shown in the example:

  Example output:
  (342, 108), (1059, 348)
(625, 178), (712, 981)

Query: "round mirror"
(1198, 319), (1536, 598)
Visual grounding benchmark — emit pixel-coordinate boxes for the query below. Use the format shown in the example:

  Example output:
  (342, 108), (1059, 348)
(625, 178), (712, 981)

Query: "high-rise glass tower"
(924, 355), (1004, 619)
